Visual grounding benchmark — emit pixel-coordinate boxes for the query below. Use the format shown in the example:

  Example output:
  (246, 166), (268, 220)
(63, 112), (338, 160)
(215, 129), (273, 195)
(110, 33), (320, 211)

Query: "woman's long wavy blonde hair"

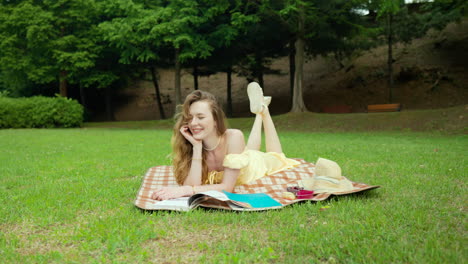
(172, 90), (227, 185)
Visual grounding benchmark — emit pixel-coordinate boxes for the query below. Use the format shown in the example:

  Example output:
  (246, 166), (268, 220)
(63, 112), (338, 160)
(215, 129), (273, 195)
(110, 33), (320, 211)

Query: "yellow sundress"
(205, 149), (300, 185)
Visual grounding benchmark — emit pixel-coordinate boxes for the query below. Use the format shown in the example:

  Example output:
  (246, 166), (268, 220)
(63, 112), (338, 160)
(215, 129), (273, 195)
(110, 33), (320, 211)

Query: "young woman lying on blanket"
(151, 82), (300, 200)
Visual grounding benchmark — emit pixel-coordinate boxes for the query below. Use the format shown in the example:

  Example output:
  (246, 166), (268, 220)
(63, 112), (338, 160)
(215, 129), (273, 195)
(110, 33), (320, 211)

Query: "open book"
(146, 190), (283, 212)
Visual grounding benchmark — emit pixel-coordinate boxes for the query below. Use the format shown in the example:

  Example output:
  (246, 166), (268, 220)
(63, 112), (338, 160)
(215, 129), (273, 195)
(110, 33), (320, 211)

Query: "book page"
(198, 190), (230, 201)
(148, 197), (190, 211)
(189, 191), (243, 210)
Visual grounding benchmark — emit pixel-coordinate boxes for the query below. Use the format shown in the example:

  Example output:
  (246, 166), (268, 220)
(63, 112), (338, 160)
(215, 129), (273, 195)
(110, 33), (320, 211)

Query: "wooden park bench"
(367, 103), (401, 113)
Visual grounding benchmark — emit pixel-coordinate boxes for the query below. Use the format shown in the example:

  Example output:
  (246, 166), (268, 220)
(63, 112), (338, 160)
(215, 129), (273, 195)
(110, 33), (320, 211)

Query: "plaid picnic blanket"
(135, 159), (380, 210)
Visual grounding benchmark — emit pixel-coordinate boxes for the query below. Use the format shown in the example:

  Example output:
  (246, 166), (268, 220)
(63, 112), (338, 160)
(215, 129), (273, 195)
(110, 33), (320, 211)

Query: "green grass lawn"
(0, 126), (466, 263)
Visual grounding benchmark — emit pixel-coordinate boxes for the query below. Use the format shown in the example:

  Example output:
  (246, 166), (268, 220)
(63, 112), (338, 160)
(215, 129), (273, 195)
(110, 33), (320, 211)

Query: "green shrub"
(0, 90), (10, 98)
(0, 96), (83, 128)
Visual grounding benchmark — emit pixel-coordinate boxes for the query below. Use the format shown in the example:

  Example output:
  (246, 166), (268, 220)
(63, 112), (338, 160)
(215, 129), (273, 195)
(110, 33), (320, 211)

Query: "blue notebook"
(222, 191), (282, 208)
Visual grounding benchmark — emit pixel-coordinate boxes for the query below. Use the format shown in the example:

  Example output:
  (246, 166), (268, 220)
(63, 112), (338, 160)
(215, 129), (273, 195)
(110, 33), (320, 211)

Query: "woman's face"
(188, 101), (217, 140)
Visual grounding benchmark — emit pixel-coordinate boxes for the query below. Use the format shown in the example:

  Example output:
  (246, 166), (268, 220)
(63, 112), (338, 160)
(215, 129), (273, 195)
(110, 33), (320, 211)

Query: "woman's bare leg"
(262, 106), (283, 153)
(246, 114), (262, 151)
(246, 81), (282, 153)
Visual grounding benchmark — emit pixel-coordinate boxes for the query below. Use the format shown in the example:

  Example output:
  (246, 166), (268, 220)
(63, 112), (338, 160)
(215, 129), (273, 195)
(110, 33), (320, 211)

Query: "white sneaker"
(247, 82), (264, 114)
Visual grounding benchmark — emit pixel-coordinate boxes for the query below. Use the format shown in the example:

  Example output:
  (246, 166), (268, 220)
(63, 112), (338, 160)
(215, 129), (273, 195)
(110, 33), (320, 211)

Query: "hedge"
(0, 96), (84, 128)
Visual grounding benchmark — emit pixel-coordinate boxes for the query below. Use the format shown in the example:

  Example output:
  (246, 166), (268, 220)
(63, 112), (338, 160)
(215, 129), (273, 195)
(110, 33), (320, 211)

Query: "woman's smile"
(190, 127), (203, 135)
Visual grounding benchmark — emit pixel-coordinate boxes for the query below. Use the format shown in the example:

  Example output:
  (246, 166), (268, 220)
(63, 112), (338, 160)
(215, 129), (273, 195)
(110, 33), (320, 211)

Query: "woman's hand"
(180, 125), (202, 146)
(150, 186), (191, 201)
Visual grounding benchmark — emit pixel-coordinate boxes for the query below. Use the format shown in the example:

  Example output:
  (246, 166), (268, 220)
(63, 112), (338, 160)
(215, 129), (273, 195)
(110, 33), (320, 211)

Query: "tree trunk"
(79, 83), (87, 112)
(258, 72), (264, 90)
(174, 48), (182, 107)
(193, 65), (199, 90)
(104, 86), (114, 121)
(226, 67), (232, 117)
(58, 26), (68, 98)
(59, 70), (68, 97)
(255, 51), (264, 89)
(334, 51), (345, 69)
(387, 13), (394, 103)
(289, 39), (296, 108)
(290, 8), (307, 112)
(150, 66), (166, 119)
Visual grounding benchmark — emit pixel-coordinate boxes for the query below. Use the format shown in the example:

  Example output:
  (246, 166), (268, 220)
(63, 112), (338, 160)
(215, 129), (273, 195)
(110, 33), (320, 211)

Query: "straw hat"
(299, 158), (354, 194)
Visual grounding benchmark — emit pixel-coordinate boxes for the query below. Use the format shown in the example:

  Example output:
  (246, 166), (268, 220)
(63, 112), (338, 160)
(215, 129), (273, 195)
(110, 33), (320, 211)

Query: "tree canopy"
(0, 0), (465, 117)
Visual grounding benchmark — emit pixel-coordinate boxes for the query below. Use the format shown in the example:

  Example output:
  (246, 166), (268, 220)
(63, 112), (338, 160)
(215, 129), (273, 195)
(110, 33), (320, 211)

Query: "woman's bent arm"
(183, 144), (203, 186)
